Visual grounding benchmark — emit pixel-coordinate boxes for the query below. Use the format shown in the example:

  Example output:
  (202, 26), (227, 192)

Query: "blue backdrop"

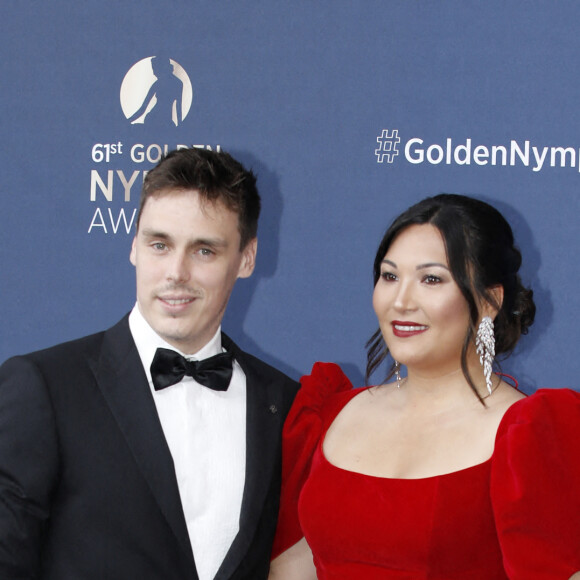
(2, 1), (579, 393)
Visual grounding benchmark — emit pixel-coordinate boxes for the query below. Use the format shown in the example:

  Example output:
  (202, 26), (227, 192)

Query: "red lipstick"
(391, 321), (428, 338)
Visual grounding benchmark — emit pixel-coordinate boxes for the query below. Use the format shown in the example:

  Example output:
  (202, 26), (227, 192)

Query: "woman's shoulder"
(295, 362), (357, 413)
(300, 362), (379, 425)
(491, 387), (580, 574)
(497, 386), (580, 434)
(493, 387), (580, 469)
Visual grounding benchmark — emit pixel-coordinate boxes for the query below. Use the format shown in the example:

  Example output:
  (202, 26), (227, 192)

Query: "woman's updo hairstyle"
(366, 194), (535, 401)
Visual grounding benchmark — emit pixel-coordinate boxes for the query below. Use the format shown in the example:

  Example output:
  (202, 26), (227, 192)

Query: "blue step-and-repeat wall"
(2, 2), (579, 393)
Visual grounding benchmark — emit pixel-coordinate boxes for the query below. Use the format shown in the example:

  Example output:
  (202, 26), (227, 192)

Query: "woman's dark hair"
(366, 193), (535, 402)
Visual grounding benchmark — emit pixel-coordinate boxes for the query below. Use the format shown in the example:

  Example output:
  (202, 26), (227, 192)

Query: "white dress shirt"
(129, 305), (246, 580)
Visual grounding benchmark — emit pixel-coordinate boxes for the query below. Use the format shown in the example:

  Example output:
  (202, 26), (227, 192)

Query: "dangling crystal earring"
(475, 316), (495, 395)
(394, 361), (402, 389)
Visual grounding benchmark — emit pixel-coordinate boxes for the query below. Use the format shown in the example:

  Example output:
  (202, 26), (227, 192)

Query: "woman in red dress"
(269, 194), (580, 580)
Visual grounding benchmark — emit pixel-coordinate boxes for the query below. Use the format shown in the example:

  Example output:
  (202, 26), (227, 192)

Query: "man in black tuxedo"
(0, 148), (299, 579)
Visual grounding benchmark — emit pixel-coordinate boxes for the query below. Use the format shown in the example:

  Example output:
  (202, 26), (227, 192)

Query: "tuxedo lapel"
(215, 335), (286, 580)
(91, 316), (197, 574)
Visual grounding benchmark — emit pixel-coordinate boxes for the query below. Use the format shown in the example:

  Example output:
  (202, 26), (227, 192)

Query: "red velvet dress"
(272, 363), (580, 579)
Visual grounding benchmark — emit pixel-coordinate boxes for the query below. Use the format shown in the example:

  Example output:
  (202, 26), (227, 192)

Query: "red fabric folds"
(491, 388), (580, 579)
(271, 363), (353, 558)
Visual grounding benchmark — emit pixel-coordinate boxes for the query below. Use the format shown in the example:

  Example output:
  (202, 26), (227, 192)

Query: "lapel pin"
(269, 404), (278, 414)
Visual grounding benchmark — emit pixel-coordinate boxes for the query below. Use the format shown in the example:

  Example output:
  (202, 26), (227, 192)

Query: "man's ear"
(481, 285), (504, 320)
(238, 238), (257, 279)
(129, 236), (137, 266)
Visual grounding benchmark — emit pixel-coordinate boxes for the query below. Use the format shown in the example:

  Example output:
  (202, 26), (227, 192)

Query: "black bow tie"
(150, 347), (234, 392)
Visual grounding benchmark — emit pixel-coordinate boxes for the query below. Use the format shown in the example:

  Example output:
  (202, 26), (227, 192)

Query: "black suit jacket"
(0, 316), (299, 579)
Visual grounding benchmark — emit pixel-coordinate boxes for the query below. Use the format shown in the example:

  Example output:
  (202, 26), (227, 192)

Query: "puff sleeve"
(271, 362), (353, 558)
(491, 388), (580, 579)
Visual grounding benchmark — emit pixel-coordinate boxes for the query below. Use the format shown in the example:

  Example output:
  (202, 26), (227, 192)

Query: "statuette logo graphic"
(120, 57), (193, 127)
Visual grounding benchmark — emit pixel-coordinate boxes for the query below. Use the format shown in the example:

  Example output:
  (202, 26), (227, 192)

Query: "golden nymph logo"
(120, 57), (193, 127)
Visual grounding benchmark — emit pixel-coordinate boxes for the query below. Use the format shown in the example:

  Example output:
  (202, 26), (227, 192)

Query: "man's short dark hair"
(137, 148), (261, 249)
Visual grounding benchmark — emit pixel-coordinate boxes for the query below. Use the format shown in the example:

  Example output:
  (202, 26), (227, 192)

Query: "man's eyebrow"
(140, 229), (228, 248)
(192, 237), (229, 248)
(141, 229), (171, 240)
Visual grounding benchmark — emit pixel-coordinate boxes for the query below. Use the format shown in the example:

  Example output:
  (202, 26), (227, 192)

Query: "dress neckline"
(318, 385), (528, 482)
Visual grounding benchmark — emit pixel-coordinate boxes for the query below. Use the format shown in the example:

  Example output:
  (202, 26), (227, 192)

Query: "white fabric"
(129, 305), (246, 580)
